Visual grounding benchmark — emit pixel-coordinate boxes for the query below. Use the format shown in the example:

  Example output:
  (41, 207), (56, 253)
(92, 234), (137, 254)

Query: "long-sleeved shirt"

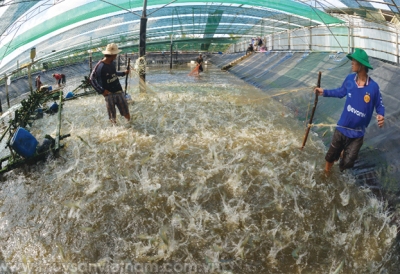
(91, 61), (125, 94)
(323, 73), (385, 138)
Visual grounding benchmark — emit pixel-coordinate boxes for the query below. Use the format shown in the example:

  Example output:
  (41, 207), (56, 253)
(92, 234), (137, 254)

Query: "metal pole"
(55, 90), (63, 151)
(170, 10), (174, 69)
(89, 51), (92, 72)
(288, 15), (291, 50)
(5, 75), (10, 108)
(170, 41), (173, 69)
(89, 37), (93, 72)
(139, 0), (148, 93)
(397, 29), (399, 65)
(117, 55), (121, 71)
(348, 24), (351, 53)
(272, 21), (274, 50)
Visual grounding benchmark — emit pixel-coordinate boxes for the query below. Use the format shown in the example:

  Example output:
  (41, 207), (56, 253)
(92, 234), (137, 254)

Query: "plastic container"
(48, 85), (52, 91)
(65, 91), (74, 99)
(10, 127), (38, 158)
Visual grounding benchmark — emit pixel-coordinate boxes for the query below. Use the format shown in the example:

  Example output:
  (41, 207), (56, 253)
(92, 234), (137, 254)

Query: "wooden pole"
(301, 71), (322, 149)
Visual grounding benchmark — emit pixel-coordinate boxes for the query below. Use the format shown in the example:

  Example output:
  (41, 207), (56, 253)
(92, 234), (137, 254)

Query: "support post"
(117, 55), (121, 71)
(272, 21), (274, 50)
(348, 24), (351, 53)
(55, 90), (63, 151)
(89, 50), (92, 72)
(397, 29), (399, 65)
(29, 48), (35, 94)
(5, 75), (10, 108)
(288, 15), (291, 50)
(28, 65), (33, 94)
(139, 0), (148, 93)
(170, 10), (174, 70)
(170, 41), (173, 69)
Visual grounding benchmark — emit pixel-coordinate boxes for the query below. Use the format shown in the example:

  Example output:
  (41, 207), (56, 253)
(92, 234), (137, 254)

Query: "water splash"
(0, 67), (398, 273)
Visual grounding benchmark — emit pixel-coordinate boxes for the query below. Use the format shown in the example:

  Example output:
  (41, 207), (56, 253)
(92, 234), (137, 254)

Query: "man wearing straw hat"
(91, 43), (130, 125)
(314, 48), (385, 173)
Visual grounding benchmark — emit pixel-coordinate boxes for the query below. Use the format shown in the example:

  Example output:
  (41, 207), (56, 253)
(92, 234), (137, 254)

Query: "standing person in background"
(35, 75), (42, 91)
(196, 54), (204, 74)
(52, 73), (66, 87)
(314, 48), (385, 173)
(258, 36), (263, 51)
(246, 43), (254, 55)
(90, 43), (130, 125)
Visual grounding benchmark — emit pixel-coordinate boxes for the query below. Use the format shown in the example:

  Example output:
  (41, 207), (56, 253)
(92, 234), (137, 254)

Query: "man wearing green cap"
(315, 48), (385, 172)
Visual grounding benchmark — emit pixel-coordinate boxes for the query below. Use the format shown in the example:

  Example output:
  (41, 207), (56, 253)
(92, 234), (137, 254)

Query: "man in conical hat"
(314, 48), (385, 172)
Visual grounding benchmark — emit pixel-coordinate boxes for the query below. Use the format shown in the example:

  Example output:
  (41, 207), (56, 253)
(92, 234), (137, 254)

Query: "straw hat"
(102, 43), (122, 55)
(347, 48), (373, 70)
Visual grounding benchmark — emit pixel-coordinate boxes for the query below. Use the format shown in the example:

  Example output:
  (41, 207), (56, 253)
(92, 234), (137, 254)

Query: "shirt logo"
(347, 104), (366, 117)
(364, 93), (370, 103)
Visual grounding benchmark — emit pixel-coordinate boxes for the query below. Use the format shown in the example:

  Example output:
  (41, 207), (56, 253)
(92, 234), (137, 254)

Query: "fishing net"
(188, 64), (200, 76)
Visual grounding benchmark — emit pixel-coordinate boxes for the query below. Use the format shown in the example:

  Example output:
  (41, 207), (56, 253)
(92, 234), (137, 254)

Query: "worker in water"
(52, 73), (66, 87)
(90, 43), (130, 125)
(246, 43), (254, 55)
(196, 54), (204, 73)
(314, 48), (385, 173)
(35, 75), (42, 91)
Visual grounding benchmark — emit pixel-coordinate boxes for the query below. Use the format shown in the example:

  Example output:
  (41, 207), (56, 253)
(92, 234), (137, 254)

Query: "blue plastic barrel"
(48, 86), (52, 91)
(65, 91), (74, 99)
(10, 127), (38, 158)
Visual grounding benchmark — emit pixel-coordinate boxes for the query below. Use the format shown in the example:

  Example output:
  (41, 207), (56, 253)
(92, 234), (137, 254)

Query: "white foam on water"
(0, 67), (398, 273)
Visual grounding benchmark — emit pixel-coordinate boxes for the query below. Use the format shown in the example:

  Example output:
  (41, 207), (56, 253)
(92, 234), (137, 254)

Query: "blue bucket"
(48, 86), (52, 91)
(10, 127), (38, 158)
(65, 91), (74, 99)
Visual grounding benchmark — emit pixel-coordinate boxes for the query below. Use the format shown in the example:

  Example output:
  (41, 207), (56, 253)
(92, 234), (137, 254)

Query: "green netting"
(0, 0), (343, 64)
(0, 2), (37, 35)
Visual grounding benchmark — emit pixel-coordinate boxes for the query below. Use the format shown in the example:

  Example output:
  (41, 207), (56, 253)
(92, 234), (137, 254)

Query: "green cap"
(347, 48), (373, 70)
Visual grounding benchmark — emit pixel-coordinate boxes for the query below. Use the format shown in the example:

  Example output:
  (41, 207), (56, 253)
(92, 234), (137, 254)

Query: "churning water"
(0, 66), (398, 273)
